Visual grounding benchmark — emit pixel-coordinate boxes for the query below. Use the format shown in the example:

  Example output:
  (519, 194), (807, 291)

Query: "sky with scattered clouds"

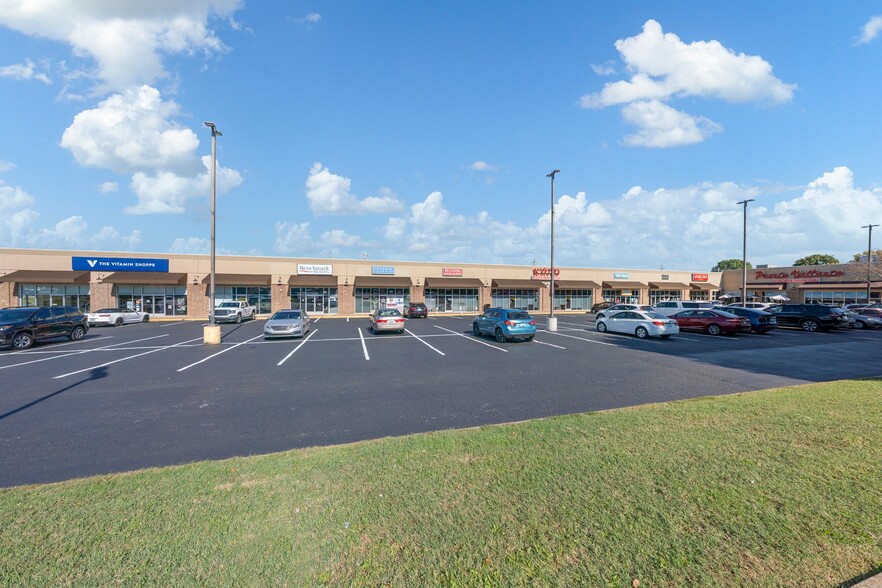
(2, 2), (882, 270)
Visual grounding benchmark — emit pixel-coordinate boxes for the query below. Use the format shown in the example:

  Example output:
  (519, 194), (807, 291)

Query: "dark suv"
(402, 302), (428, 318)
(0, 306), (89, 350)
(765, 304), (850, 332)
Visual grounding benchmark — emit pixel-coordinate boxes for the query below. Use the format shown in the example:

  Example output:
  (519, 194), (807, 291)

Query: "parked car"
(589, 301), (616, 314)
(369, 308), (406, 334)
(844, 303), (881, 311)
(595, 310), (679, 339)
(671, 309), (752, 335)
(653, 300), (717, 316)
(402, 302), (428, 319)
(726, 302), (771, 310)
(765, 304), (850, 332)
(472, 308), (536, 342)
(722, 306), (778, 334)
(0, 306), (89, 350)
(595, 304), (655, 320)
(86, 307), (150, 327)
(263, 309), (311, 339)
(851, 308), (882, 329)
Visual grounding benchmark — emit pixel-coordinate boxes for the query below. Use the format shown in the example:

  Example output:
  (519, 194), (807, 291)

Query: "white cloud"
(169, 236), (209, 254)
(382, 217), (406, 241)
(0, 1), (243, 92)
(0, 161), (15, 172)
(591, 61), (617, 76)
(274, 221), (313, 254)
(581, 19), (794, 147)
(100, 181), (119, 193)
(292, 13), (321, 24)
(469, 160), (496, 172)
(0, 181), (39, 246)
(858, 16), (882, 44)
(320, 229), (368, 248)
(0, 58), (51, 84)
(305, 163), (403, 215)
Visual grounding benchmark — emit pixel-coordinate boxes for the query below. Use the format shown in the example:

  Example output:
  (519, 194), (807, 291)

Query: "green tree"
(712, 259), (752, 271)
(793, 254), (839, 266)
(851, 249), (882, 263)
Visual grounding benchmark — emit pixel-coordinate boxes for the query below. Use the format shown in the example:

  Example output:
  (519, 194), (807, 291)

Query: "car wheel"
(235, 314), (242, 324)
(596, 321), (608, 333)
(525, 336), (534, 342)
(494, 328), (506, 343)
(114, 317), (124, 327)
(70, 325), (86, 341)
(635, 326), (649, 339)
(854, 320), (866, 329)
(707, 324), (722, 336)
(472, 323), (481, 336)
(12, 332), (34, 350)
(800, 319), (820, 332)
(142, 314), (150, 322)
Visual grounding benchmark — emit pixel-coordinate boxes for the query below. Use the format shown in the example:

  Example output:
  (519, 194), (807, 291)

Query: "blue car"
(723, 306), (777, 334)
(472, 308), (537, 342)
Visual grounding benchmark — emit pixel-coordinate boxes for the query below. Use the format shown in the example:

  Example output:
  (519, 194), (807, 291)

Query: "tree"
(712, 259), (752, 271)
(851, 249), (882, 263)
(793, 254), (840, 266)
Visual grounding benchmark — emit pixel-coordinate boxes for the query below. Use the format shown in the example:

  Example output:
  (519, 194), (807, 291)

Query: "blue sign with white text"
(371, 265), (395, 275)
(72, 256), (169, 273)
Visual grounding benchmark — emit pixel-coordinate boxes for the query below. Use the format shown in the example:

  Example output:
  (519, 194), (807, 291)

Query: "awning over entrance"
(288, 275), (338, 287)
(103, 272), (187, 285)
(690, 282), (720, 290)
(602, 281), (648, 289)
(0, 270), (91, 284)
(353, 276), (414, 288)
(203, 273), (271, 286)
(649, 282), (690, 289)
(553, 280), (601, 289)
(492, 279), (539, 289)
(424, 278), (484, 288)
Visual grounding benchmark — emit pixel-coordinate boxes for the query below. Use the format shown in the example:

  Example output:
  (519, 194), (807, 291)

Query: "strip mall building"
(0, 248), (878, 316)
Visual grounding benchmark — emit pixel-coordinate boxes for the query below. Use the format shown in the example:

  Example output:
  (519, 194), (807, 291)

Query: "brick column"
(188, 276), (208, 319)
(89, 278), (114, 310)
(271, 277), (289, 313)
(0, 281), (14, 308)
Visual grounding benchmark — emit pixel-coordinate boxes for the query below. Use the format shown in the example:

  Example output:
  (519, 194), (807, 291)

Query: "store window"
(491, 289), (539, 310)
(424, 288), (479, 312)
(290, 287), (339, 314)
(690, 290), (712, 301)
(214, 286), (271, 314)
(17, 284), (90, 311)
(803, 291), (868, 306)
(650, 290), (682, 305)
(602, 289), (638, 304)
(552, 289), (592, 311)
(354, 288), (410, 313)
(118, 285), (187, 315)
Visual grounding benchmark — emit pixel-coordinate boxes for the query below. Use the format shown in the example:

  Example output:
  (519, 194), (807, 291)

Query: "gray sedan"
(369, 308), (406, 334)
(263, 309), (310, 339)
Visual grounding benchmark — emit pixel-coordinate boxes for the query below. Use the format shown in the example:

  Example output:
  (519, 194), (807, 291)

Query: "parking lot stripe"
(176, 334), (265, 372)
(55, 336), (202, 379)
(542, 330), (619, 347)
(433, 325), (508, 352)
(404, 329), (446, 355)
(358, 328), (370, 360)
(532, 339), (567, 349)
(277, 329), (318, 366)
(1, 335), (169, 371)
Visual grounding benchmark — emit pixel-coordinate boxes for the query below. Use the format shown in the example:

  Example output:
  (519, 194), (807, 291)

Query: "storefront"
(423, 277), (482, 313)
(353, 276), (412, 313)
(106, 272), (189, 316)
(602, 281), (647, 305)
(290, 275), (339, 315)
(551, 281), (599, 311)
(720, 265), (881, 305)
(648, 281), (690, 305)
(491, 280), (540, 310)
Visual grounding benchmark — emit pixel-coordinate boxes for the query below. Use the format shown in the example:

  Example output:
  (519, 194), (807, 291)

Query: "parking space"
(2, 312), (881, 487)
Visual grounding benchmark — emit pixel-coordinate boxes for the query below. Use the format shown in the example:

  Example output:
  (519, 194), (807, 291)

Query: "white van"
(653, 300), (716, 316)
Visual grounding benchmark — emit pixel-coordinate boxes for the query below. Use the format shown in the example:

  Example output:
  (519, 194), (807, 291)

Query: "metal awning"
(0, 270), (91, 284)
(690, 282), (720, 289)
(102, 272), (187, 285)
(649, 282), (690, 289)
(746, 283), (784, 290)
(492, 279), (540, 289)
(602, 281), (648, 289)
(202, 273), (271, 286)
(288, 275), (339, 287)
(553, 280), (601, 289)
(424, 278), (484, 288)
(353, 276), (415, 288)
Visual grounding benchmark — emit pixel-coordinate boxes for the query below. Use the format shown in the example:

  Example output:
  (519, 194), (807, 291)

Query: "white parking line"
(358, 328), (370, 360)
(532, 339), (566, 349)
(56, 335), (201, 379)
(159, 321), (189, 328)
(277, 329), (318, 366)
(542, 330), (619, 347)
(176, 334), (265, 372)
(405, 329), (446, 355)
(434, 325), (508, 352)
(1, 335), (169, 371)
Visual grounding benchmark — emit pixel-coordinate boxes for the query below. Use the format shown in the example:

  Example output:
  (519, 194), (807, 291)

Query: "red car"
(671, 309), (751, 335)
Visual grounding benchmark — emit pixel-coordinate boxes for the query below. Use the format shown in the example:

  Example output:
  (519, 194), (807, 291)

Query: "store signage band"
(755, 269), (844, 281)
(371, 265), (395, 275)
(613, 272), (630, 279)
(442, 268), (463, 277)
(297, 263), (333, 275)
(692, 273), (709, 282)
(72, 256), (169, 273)
(532, 267), (560, 280)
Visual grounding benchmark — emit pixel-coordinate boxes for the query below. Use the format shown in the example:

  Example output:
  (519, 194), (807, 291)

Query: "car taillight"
(652, 321), (666, 326)
(504, 320), (515, 326)
(529, 320), (536, 325)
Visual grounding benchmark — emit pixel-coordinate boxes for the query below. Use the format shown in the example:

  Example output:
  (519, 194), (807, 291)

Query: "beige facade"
(1, 247), (724, 316)
(719, 263), (882, 304)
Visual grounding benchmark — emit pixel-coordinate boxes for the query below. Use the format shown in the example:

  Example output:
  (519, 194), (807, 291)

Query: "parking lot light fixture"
(862, 223), (879, 303)
(204, 121), (222, 342)
(546, 169), (560, 332)
(737, 199), (754, 305)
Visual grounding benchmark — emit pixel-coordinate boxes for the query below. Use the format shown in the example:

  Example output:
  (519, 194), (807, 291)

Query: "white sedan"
(595, 310), (679, 339)
(595, 304), (655, 319)
(86, 308), (150, 327)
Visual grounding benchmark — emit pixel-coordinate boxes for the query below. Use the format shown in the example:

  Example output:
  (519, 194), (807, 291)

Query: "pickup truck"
(213, 300), (256, 323)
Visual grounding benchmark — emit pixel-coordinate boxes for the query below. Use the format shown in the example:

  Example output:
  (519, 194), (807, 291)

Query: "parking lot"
(2, 313), (881, 487)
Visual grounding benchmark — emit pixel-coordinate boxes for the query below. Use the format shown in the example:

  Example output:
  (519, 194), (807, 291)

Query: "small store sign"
(532, 267), (560, 280)
(72, 256), (169, 272)
(297, 263), (333, 275)
(442, 268), (463, 277)
(692, 273), (709, 282)
(613, 272), (630, 279)
(371, 265), (395, 275)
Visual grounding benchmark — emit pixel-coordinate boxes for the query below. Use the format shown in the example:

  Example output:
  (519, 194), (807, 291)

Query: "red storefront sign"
(532, 267), (561, 280)
(441, 268), (463, 277)
(691, 273), (709, 282)
(755, 269), (844, 281)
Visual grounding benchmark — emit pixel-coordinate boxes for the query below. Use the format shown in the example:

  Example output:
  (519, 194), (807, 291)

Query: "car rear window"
(508, 311), (531, 320)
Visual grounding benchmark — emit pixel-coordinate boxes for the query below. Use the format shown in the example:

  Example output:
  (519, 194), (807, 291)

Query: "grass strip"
(1, 379), (881, 586)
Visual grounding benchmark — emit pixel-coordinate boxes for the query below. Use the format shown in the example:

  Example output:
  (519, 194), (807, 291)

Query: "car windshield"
(272, 311), (301, 320)
(217, 302), (239, 308)
(508, 311), (531, 320)
(0, 308), (36, 321)
(95, 308), (118, 313)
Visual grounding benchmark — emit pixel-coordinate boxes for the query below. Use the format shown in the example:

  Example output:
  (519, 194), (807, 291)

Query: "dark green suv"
(0, 306), (89, 350)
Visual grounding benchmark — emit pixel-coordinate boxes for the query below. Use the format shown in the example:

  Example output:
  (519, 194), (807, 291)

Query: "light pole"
(204, 121), (222, 343)
(736, 199), (754, 304)
(862, 223), (879, 304)
(546, 169), (560, 332)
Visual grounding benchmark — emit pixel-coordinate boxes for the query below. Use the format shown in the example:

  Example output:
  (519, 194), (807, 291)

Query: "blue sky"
(2, 1), (882, 271)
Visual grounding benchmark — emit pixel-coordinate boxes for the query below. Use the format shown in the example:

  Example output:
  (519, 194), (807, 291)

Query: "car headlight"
(0, 324), (12, 332)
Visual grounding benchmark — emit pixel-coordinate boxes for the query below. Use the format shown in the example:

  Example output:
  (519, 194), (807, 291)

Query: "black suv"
(589, 301), (615, 314)
(765, 304), (850, 332)
(0, 306), (89, 350)
(402, 302), (428, 318)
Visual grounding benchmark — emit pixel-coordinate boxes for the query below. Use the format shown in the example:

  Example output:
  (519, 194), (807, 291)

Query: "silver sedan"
(263, 309), (311, 339)
(369, 308), (406, 334)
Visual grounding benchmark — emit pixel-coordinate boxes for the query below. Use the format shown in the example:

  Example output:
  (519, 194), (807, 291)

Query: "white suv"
(653, 300), (716, 316)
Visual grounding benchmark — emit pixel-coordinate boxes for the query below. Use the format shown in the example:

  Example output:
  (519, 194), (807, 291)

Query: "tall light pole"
(862, 223), (879, 304)
(546, 169), (560, 332)
(204, 121), (222, 339)
(736, 199), (754, 304)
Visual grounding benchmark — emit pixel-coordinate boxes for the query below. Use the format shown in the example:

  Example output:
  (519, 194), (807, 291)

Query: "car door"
(31, 307), (55, 341)
(477, 310), (496, 334)
(674, 310), (696, 330)
(608, 311), (637, 334)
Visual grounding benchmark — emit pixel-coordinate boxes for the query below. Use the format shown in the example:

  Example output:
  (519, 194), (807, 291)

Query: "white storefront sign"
(297, 263), (333, 275)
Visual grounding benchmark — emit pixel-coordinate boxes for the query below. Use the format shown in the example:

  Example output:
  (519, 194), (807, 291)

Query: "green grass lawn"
(2, 380), (881, 587)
